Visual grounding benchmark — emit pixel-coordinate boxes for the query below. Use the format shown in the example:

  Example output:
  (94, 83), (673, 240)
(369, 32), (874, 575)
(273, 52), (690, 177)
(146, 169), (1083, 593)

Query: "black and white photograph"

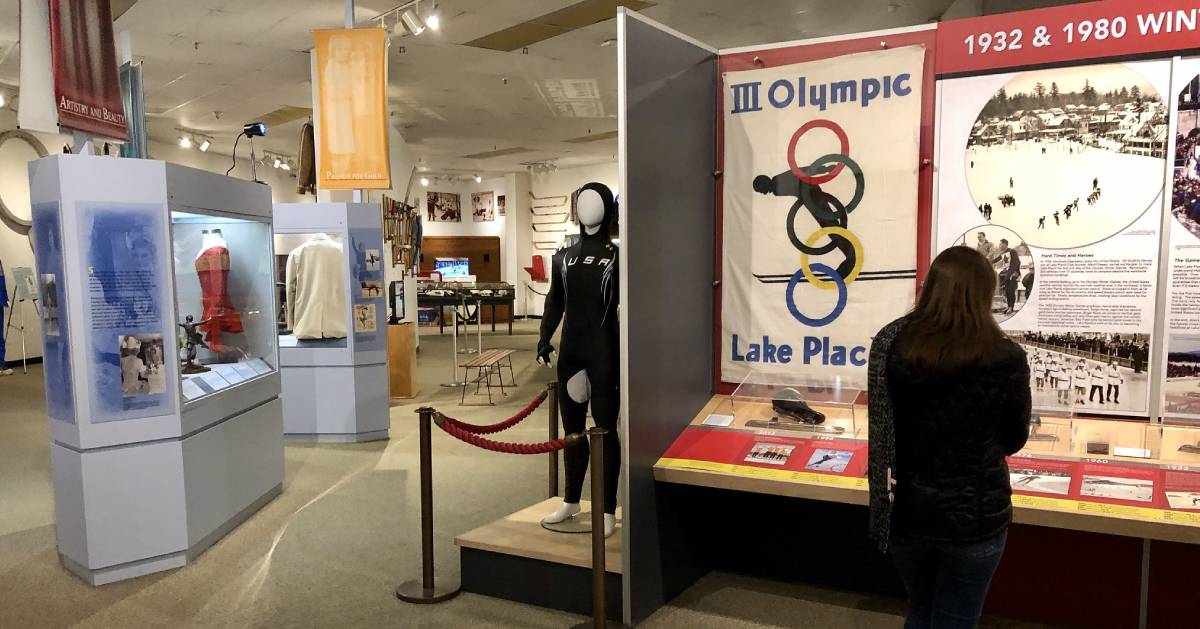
(955, 226), (1033, 322)
(425, 191), (462, 222)
(497, 194), (506, 217)
(1164, 333), (1200, 416)
(1009, 468), (1071, 496)
(39, 274), (60, 336)
(966, 63), (1167, 249)
(1015, 330), (1149, 413)
(472, 191), (495, 222)
(118, 333), (166, 397)
(360, 281), (383, 298)
(1172, 74), (1200, 240)
(804, 448), (853, 473)
(353, 303), (377, 333)
(1165, 491), (1200, 510)
(365, 248), (382, 272)
(1080, 474), (1154, 503)
(744, 442), (795, 466)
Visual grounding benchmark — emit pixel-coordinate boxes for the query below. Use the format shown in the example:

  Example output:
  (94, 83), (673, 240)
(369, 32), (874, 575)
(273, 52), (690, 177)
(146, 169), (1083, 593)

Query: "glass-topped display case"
(720, 373), (864, 439)
(172, 211), (278, 402)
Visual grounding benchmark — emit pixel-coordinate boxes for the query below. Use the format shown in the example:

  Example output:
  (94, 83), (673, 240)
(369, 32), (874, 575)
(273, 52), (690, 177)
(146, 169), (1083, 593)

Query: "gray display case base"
(285, 430), (390, 444)
(60, 483), (282, 586)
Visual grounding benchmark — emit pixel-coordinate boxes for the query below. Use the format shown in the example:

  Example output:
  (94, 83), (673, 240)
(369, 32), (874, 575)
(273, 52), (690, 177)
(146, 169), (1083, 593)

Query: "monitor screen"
(435, 257), (470, 277)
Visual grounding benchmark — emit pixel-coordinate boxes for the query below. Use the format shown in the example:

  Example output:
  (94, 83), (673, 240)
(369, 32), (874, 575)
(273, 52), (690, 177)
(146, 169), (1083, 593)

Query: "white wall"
(522, 161), (619, 316)
(0, 107), (308, 364)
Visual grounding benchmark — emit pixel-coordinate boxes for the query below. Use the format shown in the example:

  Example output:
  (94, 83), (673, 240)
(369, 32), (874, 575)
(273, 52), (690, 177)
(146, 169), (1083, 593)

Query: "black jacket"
(885, 327), (1031, 544)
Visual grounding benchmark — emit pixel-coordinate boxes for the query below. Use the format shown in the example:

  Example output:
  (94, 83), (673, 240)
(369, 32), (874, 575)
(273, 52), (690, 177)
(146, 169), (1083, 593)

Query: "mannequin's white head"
(577, 188), (606, 235)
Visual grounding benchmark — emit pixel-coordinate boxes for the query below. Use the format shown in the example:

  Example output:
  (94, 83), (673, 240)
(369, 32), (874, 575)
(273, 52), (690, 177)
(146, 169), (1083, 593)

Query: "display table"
(456, 499), (622, 616)
(417, 292), (515, 335)
(655, 396), (1200, 545)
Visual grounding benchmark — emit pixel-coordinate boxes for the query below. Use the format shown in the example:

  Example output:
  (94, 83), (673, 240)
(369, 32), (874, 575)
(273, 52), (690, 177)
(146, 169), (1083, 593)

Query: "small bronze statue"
(179, 315), (212, 374)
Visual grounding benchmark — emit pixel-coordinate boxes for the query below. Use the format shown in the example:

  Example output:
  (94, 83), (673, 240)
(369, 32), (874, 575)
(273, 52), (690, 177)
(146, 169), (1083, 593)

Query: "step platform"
(455, 498), (622, 616)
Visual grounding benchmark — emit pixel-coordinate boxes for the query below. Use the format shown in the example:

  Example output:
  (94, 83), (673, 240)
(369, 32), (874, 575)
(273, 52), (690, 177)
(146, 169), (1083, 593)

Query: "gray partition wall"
(618, 10), (718, 625)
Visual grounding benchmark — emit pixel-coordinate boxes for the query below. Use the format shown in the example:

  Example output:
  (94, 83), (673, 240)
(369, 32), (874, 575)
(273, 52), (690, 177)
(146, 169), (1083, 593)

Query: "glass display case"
(172, 211), (278, 402)
(28, 155), (283, 585)
(273, 231), (350, 349)
(719, 373), (864, 439)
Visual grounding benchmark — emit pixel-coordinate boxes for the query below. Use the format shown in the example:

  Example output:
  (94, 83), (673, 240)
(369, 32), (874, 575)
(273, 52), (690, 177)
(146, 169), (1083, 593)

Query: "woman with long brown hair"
(868, 246), (1031, 629)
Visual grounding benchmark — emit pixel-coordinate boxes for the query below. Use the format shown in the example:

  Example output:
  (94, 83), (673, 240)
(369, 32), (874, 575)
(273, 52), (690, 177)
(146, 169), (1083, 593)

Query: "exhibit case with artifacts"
(27, 154), (283, 585)
(273, 203), (388, 442)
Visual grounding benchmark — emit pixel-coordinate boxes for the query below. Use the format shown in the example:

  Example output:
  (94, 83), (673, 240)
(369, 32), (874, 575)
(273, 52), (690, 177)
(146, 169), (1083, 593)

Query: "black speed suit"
(538, 182), (620, 514)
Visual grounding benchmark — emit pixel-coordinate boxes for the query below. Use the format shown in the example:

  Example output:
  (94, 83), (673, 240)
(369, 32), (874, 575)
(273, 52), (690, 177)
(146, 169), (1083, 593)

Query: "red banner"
(938, 0), (1200, 76)
(49, 0), (128, 140)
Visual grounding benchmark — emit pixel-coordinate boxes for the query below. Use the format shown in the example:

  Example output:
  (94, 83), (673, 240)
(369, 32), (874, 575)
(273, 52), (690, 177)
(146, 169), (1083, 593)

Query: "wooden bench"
(460, 348), (517, 405)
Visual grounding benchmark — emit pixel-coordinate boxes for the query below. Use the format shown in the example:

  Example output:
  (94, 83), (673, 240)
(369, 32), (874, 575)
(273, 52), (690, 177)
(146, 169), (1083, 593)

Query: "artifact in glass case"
(1027, 415), (1059, 442)
(284, 232), (348, 340)
(194, 229), (244, 351)
(179, 314), (212, 374)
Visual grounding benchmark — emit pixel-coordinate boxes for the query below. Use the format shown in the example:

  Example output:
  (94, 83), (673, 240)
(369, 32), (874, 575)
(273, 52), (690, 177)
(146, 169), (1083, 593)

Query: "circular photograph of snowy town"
(954, 225), (1034, 323)
(965, 63), (1167, 249)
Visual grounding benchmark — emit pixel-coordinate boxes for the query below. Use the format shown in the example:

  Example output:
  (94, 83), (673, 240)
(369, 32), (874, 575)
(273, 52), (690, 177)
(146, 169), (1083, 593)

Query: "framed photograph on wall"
(472, 191), (495, 222)
(425, 191), (461, 222)
(497, 194), (506, 216)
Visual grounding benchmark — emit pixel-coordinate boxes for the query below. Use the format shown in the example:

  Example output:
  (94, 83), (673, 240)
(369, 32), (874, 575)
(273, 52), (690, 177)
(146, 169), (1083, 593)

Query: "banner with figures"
(720, 46), (925, 384)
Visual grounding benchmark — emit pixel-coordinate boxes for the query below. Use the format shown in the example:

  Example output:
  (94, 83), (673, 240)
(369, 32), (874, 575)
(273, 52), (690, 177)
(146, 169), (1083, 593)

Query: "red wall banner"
(49, 0), (129, 140)
(938, 0), (1200, 76)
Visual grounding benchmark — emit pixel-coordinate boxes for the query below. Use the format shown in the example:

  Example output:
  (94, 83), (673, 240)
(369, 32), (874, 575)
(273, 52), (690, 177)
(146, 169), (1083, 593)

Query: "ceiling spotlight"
(273, 157), (282, 169)
(281, 161), (291, 171)
(474, 174), (482, 183)
(179, 136), (192, 149)
(399, 9), (425, 36)
(425, 13), (440, 31)
(420, 176), (429, 187)
(198, 138), (211, 152)
(0, 92), (6, 108)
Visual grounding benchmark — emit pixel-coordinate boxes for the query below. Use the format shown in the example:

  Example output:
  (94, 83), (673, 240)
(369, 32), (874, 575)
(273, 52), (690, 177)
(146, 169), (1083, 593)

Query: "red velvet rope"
(437, 390), (549, 435)
(437, 419), (579, 454)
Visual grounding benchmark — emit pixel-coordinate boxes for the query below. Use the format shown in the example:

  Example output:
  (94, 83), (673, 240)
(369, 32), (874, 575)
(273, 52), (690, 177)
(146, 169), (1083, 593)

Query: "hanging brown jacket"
(297, 121), (316, 195)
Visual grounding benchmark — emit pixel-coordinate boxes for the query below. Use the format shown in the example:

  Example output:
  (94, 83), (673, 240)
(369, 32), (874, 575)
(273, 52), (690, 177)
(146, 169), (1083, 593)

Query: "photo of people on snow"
(966, 63), (1167, 249)
(1014, 330), (1149, 414)
(955, 226), (1032, 322)
(1165, 333), (1200, 418)
(1172, 74), (1200, 240)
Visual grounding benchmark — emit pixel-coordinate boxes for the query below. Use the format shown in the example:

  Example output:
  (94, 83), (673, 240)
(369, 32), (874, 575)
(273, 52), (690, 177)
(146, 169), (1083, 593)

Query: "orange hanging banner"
(314, 28), (391, 190)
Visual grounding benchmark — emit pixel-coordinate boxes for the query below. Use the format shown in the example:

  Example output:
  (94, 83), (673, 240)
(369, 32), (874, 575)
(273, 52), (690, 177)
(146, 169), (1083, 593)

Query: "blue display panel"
(79, 202), (177, 422)
(349, 227), (386, 352)
(31, 202), (76, 424)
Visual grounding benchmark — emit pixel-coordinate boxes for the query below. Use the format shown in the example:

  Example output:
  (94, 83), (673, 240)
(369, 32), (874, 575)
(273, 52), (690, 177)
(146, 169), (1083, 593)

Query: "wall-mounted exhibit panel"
(618, 1), (1200, 627)
(273, 203), (389, 442)
(28, 155), (283, 584)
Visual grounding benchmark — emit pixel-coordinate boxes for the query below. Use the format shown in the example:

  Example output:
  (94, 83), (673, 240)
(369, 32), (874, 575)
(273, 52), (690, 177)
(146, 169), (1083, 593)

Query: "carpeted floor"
(0, 320), (1054, 628)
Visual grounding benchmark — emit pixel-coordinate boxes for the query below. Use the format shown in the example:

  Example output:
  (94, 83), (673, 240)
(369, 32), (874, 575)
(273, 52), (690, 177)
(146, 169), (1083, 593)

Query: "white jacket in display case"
(274, 203), (389, 441)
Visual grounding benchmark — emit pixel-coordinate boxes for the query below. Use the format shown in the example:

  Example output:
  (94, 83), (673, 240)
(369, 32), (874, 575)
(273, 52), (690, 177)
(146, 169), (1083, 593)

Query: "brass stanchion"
(571, 427), (620, 629)
(396, 407), (461, 604)
(548, 382), (560, 499)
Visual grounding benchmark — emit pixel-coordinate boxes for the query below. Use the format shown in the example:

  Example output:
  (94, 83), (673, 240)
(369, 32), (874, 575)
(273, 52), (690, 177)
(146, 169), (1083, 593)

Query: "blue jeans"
(890, 530), (1007, 629)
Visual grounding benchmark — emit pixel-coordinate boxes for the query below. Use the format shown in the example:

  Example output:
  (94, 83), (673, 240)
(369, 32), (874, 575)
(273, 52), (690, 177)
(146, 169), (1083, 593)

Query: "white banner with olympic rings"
(721, 46), (924, 384)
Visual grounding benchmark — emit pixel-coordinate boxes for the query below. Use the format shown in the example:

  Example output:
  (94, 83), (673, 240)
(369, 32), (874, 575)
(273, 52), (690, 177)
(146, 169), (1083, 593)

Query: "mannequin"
(538, 182), (620, 538)
(285, 233), (348, 339)
(195, 229), (244, 352)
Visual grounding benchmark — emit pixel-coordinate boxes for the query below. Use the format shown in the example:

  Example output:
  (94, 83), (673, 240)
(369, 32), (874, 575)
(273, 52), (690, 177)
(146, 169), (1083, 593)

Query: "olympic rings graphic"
(801, 227), (863, 290)
(786, 263), (847, 327)
(788, 120), (849, 185)
(781, 120), (866, 328)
